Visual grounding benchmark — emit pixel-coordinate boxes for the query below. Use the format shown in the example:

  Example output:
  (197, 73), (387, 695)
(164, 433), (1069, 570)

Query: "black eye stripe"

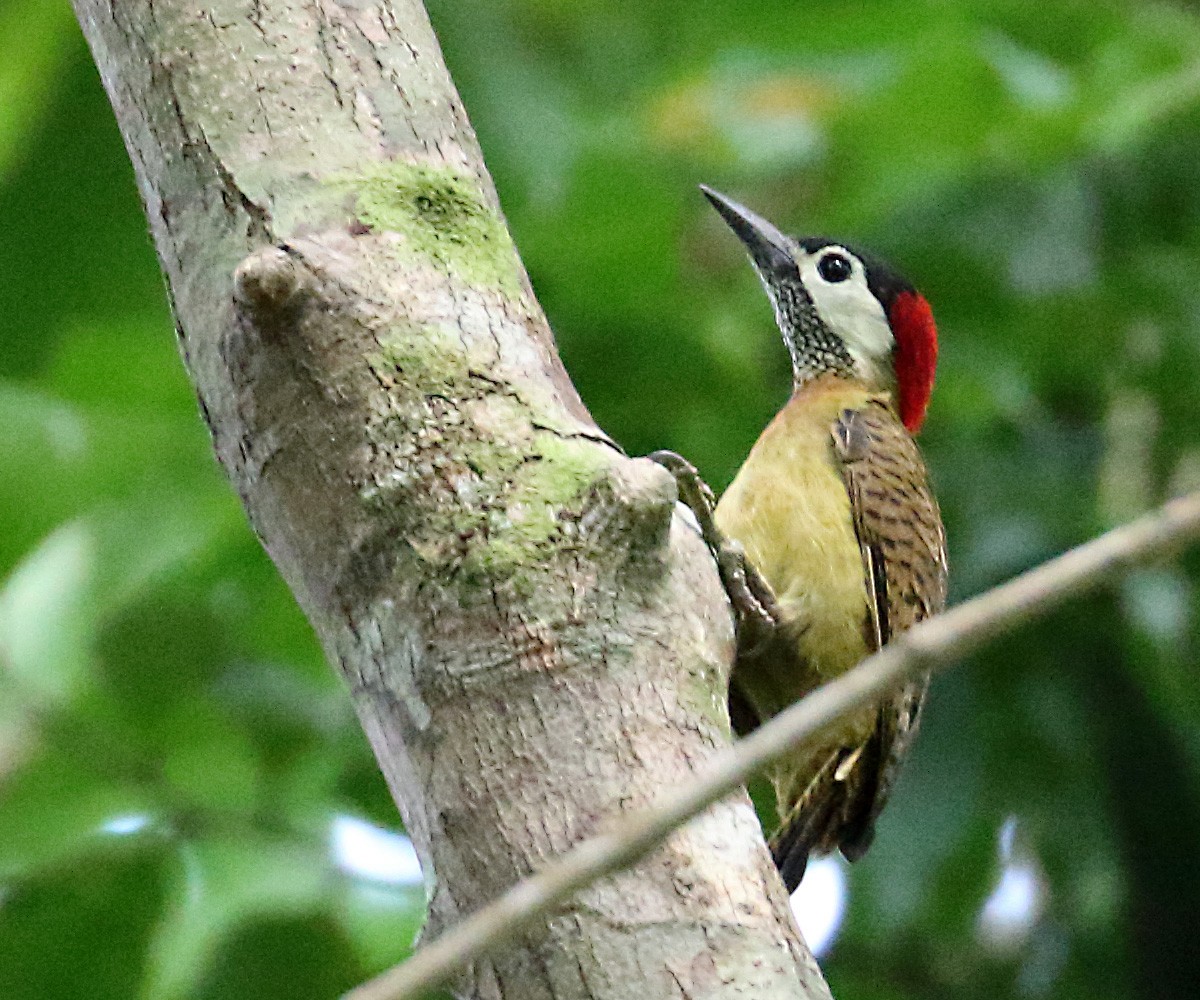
(817, 252), (852, 284)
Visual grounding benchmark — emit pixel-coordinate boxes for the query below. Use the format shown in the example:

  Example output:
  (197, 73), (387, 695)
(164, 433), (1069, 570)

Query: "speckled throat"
(768, 277), (858, 392)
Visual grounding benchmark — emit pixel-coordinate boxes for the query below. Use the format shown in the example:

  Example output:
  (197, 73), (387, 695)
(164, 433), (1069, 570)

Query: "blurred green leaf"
(190, 915), (366, 1000)
(142, 836), (330, 1000)
(0, 746), (150, 880)
(335, 881), (426, 974)
(0, 521), (94, 703)
(0, 840), (169, 1000)
(0, 0), (75, 181)
(158, 704), (262, 814)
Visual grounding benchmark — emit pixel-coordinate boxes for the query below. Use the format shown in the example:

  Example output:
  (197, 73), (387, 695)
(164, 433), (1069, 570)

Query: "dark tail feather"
(769, 737), (887, 891)
(835, 729), (885, 862)
(770, 821), (812, 893)
(769, 773), (842, 893)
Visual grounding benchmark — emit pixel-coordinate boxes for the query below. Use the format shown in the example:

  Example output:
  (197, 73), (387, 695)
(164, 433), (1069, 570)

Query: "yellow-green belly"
(715, 379), (875, 722)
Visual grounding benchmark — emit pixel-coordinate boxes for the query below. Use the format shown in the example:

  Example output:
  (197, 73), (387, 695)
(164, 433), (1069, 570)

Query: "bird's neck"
(788, 342), (896, 407)
(785, 333), (855, 392)
(788, 343), (890, 393)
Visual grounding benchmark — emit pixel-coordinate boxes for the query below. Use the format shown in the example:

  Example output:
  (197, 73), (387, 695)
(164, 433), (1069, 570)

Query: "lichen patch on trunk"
(361, 322), (611, 591)
(340, 160), (523, 297)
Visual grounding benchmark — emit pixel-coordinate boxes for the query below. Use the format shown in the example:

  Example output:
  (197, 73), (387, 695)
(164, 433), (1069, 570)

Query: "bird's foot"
(648, 450), (781, 649)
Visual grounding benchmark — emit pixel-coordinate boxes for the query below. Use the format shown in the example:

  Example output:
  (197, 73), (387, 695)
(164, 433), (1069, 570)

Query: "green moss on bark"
(460, 432), (607, 586)
(368, 323), (468, 393)
(363, 323), (610, 589)
(344, 161), (522, 297)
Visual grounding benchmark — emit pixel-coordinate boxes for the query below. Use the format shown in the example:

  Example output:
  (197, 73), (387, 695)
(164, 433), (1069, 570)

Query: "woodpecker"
(656, 187), (947, 893)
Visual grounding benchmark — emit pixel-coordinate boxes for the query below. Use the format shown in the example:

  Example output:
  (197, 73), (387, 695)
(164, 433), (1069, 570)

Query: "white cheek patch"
(799, 248), (893, 381)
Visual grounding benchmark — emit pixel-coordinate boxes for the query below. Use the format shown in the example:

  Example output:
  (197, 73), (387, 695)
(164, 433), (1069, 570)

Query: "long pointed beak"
(699, 184), (795, 273)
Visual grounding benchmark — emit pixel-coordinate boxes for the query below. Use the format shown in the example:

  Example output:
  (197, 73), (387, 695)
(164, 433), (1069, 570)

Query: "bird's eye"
(817, 253), (852, 284)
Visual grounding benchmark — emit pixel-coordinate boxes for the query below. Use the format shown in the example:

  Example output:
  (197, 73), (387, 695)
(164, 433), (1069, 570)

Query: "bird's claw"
(647, 450), (718, 542)
(716, 538), (780, 648)
(648, 450), (781, 650)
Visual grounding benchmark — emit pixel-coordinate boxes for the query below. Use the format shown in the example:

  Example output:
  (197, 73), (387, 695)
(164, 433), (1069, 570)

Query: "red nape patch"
(889, 291), (938, 433)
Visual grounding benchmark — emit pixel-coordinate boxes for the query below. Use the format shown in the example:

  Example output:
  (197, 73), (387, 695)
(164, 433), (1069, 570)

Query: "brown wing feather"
(831, 399), (947, 858)
(833, 400), (947, 641)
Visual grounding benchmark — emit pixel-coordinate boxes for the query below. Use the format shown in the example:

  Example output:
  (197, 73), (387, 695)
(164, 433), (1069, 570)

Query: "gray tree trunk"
(71, 1), (831, 997)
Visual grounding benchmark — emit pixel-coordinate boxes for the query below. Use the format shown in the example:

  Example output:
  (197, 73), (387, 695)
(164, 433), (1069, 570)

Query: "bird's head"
(701, 185), (938, 433)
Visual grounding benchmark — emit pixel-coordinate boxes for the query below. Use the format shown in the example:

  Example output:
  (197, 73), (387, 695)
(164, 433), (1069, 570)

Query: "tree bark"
(71, 1), (829, 997)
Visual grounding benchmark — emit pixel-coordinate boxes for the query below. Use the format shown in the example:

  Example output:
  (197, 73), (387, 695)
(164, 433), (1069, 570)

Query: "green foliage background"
(3, 1), (1200, 997)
